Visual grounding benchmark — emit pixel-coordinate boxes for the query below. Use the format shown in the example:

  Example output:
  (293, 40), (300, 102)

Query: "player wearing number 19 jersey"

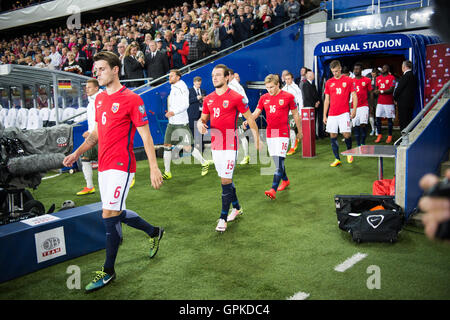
(198, 64), (259, 232)
(250, 74), (302, 200)
(323, 60), (357, 167)
(63, 51), (164, 292)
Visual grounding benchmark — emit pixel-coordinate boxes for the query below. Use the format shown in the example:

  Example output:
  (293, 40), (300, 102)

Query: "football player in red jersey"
(246, 74), (302, 199)
(374, 64), (396, 144)
(63, 51), (164, 292)
(352, 62), (373, 146)
(323, 60), (358, 167)
(197, 64), (260, 232)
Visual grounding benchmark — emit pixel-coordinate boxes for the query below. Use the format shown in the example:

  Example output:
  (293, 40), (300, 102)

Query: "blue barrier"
(403, 99), (450, 217)
(0, 202), (105, 283)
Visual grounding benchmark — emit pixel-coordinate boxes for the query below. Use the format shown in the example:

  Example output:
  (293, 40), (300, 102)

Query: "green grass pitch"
(0, 134), (449, 300)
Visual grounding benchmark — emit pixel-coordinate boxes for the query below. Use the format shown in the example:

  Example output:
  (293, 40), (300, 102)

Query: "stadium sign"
(327, 6), (433, 38)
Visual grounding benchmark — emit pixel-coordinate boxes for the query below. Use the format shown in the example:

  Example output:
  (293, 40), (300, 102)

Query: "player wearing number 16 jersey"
(198, 64), (260, 232)
(63, 51), (164, 292)
(323, 60), (358, 167)
(248, 74), (302, 200)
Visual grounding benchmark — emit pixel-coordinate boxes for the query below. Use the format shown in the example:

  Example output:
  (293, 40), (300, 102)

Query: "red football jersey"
(353, 76), (373, 108)
(202, 88), (249, 150)
(376, 74), (396, 105)
(257, 90), (297, 138)
(95, 86), (148, 173)
(324, 75), (356, 116)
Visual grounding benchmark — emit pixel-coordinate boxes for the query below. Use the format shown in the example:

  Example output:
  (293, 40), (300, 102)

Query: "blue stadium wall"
(73, 22), (304, 149)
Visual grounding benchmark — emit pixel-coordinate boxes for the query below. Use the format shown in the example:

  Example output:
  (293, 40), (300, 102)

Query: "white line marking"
(334, 252), (368, 273)
(42, 173), (62, 180)
(287, 292), (310, 300)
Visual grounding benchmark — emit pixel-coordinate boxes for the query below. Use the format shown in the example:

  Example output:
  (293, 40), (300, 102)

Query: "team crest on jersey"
(138, 105), (145, 114)
(279, 99), (284, 105)
(112, 103), (120, 113)
(385, 80), (389, 84)
(343, 82), (347, 88)
(223, 100), (229, 108)
(362, 82), (366, 86)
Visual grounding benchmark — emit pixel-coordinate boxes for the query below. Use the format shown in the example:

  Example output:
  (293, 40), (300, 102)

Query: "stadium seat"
(16, 108), (29, 129)
(62, 107), (77, 124)
(26, 111), (43, 130)
(49, 107), (64, 123)
(0, 108), (8, 126)
(4, 109), (17, 128)
(39, 107), (50, 127)
(74, 107), (87, 123)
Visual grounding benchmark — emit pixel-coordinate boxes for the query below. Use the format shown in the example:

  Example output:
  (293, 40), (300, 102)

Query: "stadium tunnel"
(313, 33), (441, 118)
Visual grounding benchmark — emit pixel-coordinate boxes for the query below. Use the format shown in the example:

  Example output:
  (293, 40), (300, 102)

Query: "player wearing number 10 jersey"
(198, 64), (260, 233)
(63, 51), (164, 292)
(323, 60), (357, 167)
(248, 74), (302, 200)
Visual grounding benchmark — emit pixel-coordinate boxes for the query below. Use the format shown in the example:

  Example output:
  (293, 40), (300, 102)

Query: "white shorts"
(212, 149), (237, 179)
(376, 104), (395, 119)
(266, 137), (290, 158)
(98, 169), (134, 211)
(326, 112), (351, 134)
(352, 106), (369, 127)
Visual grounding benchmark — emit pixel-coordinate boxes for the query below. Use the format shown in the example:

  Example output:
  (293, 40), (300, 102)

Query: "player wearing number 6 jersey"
(197, 64), (260, 232)
(323, 60), (357, 167)
(247, 74), (302, 200)
(63, 51), (164, 292)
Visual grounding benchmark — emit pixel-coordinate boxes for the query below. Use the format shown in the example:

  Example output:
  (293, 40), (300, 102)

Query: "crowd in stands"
(0, 0), (319, 86)
(0, 0), (47, 12)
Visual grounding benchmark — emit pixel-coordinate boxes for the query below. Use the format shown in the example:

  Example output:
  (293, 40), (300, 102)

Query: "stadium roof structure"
(0, 64), (90, 89)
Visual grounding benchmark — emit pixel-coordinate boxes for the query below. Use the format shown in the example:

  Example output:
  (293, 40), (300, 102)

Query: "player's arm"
(323, 94), (330, 124)
(197, 112), (210, 134)
(350, 91), (357, 119)
(136, 124), (163, 190)
(63, 124), (98, 167)
(242, 109), (260, 150)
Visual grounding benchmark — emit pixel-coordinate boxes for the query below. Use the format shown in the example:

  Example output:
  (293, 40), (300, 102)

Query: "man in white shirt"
(77, 79), (102, 195)
(282, 71), (303, 155)
(49, 45), (62, 70)
(163, 69), (211, 180)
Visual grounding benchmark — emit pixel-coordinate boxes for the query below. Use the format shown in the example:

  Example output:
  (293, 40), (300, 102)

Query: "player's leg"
(326, 115), (341, 166)
(237, 117), (250, 165)
(359, 106), (369, 145)
(77, 146), (97, 195)
(385, 105), (395, 143)
(352, 112), (361, 147)
(163, 124), (174, 179)
(375, 104), (384, 143)
(340, 113), (353, 163)
(183, 125), (213, 175)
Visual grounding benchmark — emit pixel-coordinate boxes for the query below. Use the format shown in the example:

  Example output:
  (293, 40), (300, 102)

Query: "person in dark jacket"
(123, 43), (145, 88)
(188, 76), (206, 150)
(197, 30), (214, 59)
(394, 60), (417, 131)
(144, 40), (169, 84)
(219, 15), (234, 51)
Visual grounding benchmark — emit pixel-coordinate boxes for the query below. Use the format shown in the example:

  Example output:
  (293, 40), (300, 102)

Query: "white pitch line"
(287, 291), (310, 300)
(334, 252), (368, 273)
(42, 173), (62, 180)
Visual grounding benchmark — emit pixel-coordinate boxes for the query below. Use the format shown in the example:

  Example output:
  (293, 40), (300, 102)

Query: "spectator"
(44, 56), (55, 70)
(62, 52), (83, 74)
(233, 5), (252, 42)
(123, 43), (145, 87)
(270, 0), (285, 26)
(184, 24), (199, 64)
(116, 42), (127, 80)
(208, 15), (222, 50)
(219, 14), (234, 51)
(34, 54), (45, 68)
(171, 29), (190, 68)
(144, 40), (169, 84)
(284, 0), (301, 20)
(48, 45), (62, 70)
(71, 45), (88, 73)
(197, 30), (214, 59)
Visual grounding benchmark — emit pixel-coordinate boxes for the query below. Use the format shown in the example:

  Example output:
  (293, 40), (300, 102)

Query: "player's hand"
(242, 120), (248, 129)
(296, 131), (303, 141)
(323, 116), (327, 125)
(82, 131), (89, 139)
(165, 111), (175, 118)
(351, 109), (357, 119)
(150, 168), (163, 190)
(63, 153), (78, 168)
(197, 121), (208, 134)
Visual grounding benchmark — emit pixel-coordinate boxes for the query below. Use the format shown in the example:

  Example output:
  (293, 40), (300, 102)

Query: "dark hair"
(214, 64), (230, 77)
(329, 60), (341, 69)
(354, 62), (363, 69)
(403, 60), (412, 69)
(93, 51), (121, 70)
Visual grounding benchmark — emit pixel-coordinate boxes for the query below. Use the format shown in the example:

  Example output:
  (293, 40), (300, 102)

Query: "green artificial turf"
(1, 132), (449, 300)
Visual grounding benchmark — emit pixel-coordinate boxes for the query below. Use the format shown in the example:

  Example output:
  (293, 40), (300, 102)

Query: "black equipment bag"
(334, 195), (405, 243)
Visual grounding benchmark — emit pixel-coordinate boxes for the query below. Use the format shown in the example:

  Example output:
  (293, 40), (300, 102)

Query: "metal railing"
(399, 79), (450, 146)
(329, 0), (431, 20)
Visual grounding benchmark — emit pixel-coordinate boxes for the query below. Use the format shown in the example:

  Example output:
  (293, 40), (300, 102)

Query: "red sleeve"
(236, 94), (249, 114)
(130, 95), (148, 127)
(256, 95), (265, 110)
(202, 98), (210, 115)
(389, 75), (396, 89)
